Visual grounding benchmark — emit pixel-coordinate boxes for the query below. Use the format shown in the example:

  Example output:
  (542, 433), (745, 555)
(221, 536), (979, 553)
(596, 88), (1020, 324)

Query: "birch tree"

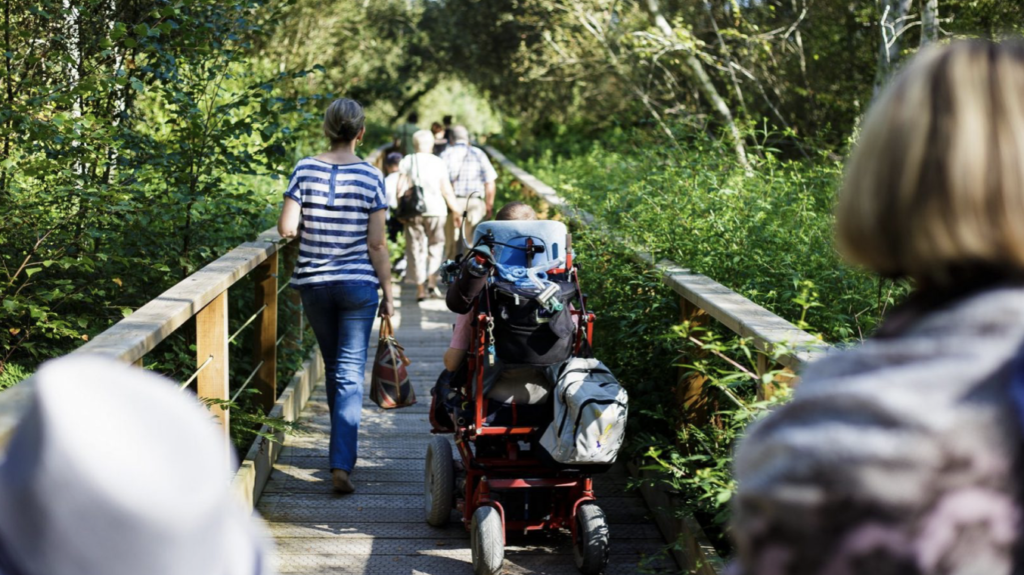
(874, 0), (913, 95)
(640, 0), (749, 170)
(920, 0), (939, 46)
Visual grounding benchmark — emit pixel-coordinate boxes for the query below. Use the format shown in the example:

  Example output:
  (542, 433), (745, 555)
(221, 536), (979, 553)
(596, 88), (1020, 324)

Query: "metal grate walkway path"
(257, 285), (678, 574)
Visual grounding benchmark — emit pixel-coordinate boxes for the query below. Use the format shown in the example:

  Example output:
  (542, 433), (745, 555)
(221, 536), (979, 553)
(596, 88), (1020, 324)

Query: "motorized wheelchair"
(424, 220), (611, 575)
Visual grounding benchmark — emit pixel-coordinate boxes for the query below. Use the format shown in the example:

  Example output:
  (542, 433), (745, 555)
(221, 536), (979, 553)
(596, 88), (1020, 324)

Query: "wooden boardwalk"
(258, 285), (679, 574)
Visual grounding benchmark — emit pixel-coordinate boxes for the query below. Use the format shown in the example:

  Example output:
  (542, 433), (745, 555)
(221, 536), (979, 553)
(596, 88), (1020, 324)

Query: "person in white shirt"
(383, 152), (401, 227)
(397, 130), (462, 302)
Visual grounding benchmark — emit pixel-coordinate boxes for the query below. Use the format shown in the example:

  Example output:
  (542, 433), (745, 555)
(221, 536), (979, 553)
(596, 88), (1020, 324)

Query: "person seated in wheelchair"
(440, 202), (578, 429)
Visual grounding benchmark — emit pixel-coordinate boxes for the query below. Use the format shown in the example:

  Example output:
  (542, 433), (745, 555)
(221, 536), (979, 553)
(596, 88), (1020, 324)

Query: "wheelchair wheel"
(573, 503), (610, 575)
(470, 505), (504, 575)
(424, 436), (454, 526)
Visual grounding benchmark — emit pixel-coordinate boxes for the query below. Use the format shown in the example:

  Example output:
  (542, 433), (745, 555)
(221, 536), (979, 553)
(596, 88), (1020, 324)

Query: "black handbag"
(394, 153), (427, 219)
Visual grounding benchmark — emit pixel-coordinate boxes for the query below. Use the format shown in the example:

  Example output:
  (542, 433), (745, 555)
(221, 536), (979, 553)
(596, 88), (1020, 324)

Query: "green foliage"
(0, 0), (319, 375)
(0, 0), (330, 462)
(203, 389), (304, 454)
(512, 125), (911, 555)
(525, 127), (908, 341)
(0, 362), (28, 391)
(435, 0), (1023, 152)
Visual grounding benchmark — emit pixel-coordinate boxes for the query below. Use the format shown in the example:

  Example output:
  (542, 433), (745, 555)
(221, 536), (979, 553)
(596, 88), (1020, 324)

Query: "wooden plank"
(197, 291), (229, 437)
(2, 233), (295, 458)
(72, 227), (289, 365)
(253, 252), (278, 414)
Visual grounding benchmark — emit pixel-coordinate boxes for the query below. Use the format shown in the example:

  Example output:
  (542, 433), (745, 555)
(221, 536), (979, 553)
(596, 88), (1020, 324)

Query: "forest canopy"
(1, 0), (1022, 381)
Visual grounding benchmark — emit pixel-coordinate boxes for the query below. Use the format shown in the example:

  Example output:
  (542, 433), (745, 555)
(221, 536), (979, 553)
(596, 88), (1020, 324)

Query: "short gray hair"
(452, 125), (470, 143)
(412, 129), (435, 153)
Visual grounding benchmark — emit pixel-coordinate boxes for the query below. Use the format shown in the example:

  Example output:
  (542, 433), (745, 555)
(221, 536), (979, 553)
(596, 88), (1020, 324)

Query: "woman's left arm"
(367, 209), (395, 317)
(278, 197), (301, 239)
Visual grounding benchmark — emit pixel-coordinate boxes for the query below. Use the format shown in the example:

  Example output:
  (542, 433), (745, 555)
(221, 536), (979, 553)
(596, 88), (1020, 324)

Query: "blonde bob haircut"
(837, 40), (1024, 288)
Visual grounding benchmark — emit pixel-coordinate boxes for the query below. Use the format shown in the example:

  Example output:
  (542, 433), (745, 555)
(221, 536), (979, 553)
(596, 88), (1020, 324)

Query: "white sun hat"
(0, 355), (273, 575)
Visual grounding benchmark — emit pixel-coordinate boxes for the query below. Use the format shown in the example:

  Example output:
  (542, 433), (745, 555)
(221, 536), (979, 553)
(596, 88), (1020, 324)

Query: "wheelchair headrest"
(473, 220), (569, 269)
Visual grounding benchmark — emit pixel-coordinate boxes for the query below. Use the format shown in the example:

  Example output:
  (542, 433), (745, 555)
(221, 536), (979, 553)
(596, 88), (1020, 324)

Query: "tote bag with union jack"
(369, 316), (416, 409)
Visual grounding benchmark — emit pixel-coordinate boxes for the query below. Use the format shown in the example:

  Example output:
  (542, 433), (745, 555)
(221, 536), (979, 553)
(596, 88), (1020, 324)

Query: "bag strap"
(379, 315), (394, 340)
(451, 147), (472, 187)
(378, 316), (412, 366)
(411, 150), (421, 187)
(400, 153), (420, 199)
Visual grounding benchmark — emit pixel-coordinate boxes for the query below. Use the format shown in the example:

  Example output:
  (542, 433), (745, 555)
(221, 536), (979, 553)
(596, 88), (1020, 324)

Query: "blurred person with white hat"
(0, 355), (274, 575)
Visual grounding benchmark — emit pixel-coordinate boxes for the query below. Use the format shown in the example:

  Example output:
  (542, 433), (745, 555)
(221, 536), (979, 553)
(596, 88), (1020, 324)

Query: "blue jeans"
(300, 284), (379, 472)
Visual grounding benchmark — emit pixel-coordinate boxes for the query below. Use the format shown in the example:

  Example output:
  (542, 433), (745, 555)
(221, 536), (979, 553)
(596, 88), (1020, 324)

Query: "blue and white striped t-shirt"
(283, 158), (387, 289)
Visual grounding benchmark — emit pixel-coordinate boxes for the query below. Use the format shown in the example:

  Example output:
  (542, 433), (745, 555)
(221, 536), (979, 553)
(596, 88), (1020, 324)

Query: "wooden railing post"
(678, 297), (710, 430)
(755, 353), (774, 401)
(755, 353), (795, 402)
(197, 291), (229, 438)
(282, 240), (303, 350)
(253, 252), (278, 414)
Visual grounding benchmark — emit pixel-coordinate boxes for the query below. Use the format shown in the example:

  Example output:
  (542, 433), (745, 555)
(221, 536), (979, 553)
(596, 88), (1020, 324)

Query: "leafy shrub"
(523, 129), (908, 341)
(0, 363), (30, 391)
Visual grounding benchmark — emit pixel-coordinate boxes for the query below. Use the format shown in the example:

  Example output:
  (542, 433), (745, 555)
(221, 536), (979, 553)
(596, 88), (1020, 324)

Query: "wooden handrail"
(483, 146), (828, 378)
(73, 228), (285, 364)
(0, 229), (291, 448)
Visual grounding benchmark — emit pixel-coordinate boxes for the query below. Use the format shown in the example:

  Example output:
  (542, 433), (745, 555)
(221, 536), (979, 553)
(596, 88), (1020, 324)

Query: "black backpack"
(488, 279), (577, 366)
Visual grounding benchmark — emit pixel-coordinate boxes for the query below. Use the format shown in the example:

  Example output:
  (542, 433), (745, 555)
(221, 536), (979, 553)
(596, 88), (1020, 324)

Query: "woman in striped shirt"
(277, 98), (393, 494)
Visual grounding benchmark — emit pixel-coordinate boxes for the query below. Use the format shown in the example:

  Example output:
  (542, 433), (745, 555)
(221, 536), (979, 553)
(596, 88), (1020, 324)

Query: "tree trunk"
(920, 0), (938, 47)
(874, 0), (912, 96)
(641, 0), (750, 171)
(390, 83), (435, 125)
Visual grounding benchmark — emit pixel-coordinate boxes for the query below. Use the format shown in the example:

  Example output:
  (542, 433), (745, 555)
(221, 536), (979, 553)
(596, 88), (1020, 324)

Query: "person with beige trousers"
(398, 129), (462, 302)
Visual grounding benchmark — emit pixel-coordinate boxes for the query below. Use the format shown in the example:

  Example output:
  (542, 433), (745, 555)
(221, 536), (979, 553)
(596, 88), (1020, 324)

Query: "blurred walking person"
(383, 151), (406, 281)
(383, 152), (403, 236)
(442, 114), (455, 145)
(399, 129), (462, 302)
(278, 98), (394, 494)
(431, 122), (448, 155)
(729, 40), (1024, 575)
(393, 112), (419, 156)
(440, 125), (497, 259)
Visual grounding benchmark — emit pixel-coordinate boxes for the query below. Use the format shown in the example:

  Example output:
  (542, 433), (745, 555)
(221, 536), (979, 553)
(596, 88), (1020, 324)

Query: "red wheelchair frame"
(428, 251), (608, 574)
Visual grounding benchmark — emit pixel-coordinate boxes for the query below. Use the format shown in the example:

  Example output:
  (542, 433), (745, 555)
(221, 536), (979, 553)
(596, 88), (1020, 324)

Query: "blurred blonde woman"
(730, 40), (1024, 575)
(398, 129), (461, 302)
